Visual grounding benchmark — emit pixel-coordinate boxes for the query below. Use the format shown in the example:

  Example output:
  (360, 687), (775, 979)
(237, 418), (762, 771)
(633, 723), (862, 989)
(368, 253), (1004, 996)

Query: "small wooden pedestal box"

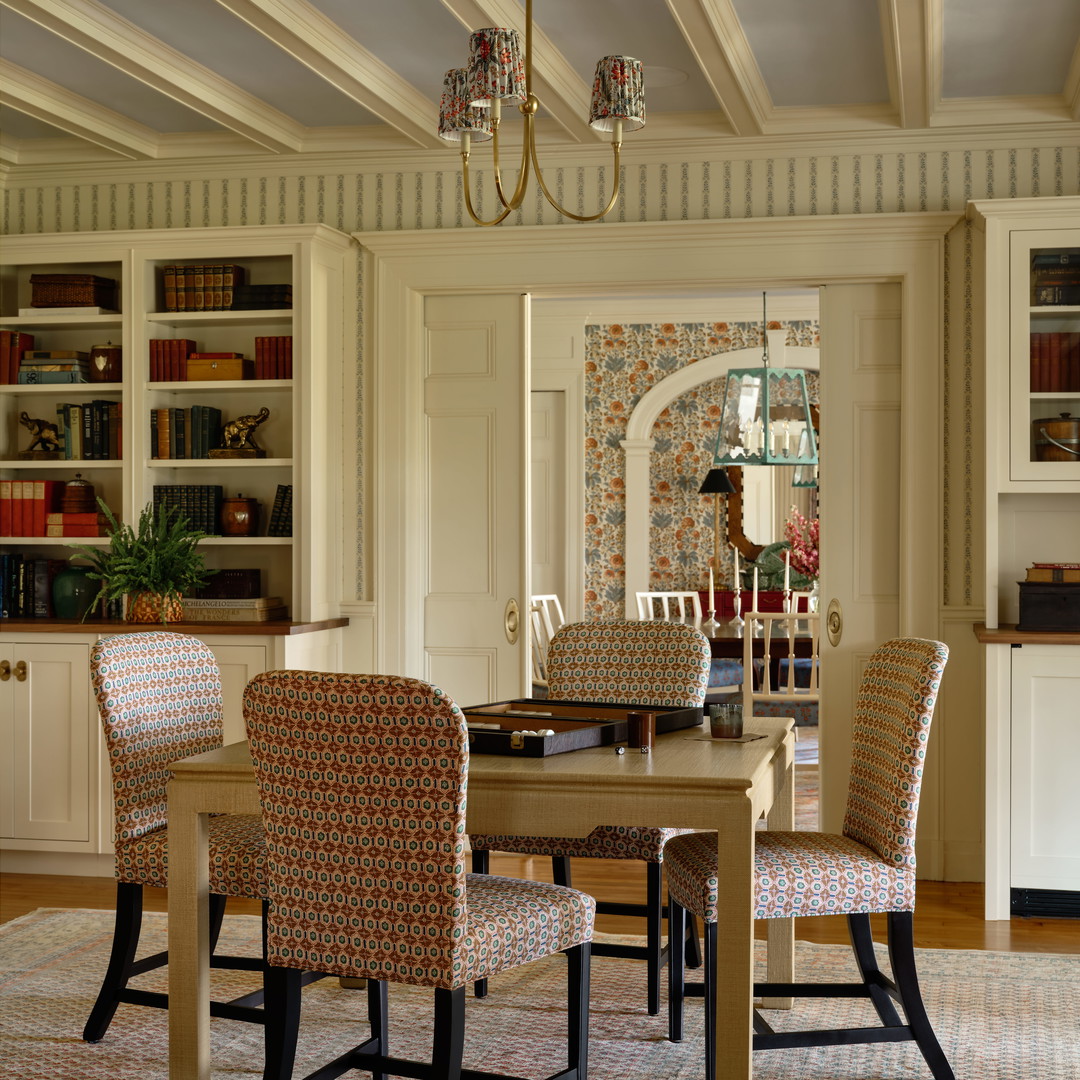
(1017, 582), (1080, 632)
(187, 357), (254, 380)
(462, 698), (702, 757)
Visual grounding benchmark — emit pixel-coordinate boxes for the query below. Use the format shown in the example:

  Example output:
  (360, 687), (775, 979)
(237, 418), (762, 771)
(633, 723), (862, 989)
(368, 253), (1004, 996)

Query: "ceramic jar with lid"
(220, 494), (259, 536)
(89, 340), (122, 383)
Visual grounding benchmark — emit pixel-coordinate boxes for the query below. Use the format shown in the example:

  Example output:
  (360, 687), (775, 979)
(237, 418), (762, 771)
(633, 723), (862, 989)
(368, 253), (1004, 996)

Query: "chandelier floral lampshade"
(437, 68), (493, 144)
(437, 0), (645, 226)
(713, 294), (819, 468)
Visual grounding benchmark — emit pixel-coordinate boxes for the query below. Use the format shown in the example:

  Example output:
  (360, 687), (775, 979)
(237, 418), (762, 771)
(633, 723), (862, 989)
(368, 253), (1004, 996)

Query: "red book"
(283, 336), (292, 379)
(1030, 332), (1043, 392)
(31, 479), (64, 537)
(1048, 333), (1062, 392)
(14, 480), (31, 536)
(0, 479), (11, 535)
(0, 330), (9, 384)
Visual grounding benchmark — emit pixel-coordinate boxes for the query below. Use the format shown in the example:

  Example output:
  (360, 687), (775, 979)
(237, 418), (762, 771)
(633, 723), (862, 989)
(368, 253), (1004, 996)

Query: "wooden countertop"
(0, 617), (349, 636)
(973, 622), (1080, 646)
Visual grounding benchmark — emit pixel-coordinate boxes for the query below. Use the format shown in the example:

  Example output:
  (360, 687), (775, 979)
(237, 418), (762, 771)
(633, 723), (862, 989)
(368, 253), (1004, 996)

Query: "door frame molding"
(354, 212), (956, 870)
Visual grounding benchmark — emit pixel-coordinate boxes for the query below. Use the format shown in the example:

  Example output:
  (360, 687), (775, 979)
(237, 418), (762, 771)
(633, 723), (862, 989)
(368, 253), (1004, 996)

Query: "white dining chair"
(636, 591), (703, 621)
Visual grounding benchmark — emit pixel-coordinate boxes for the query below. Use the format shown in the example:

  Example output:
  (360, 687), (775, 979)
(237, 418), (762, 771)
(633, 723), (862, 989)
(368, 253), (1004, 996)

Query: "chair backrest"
(529, 594), (566, 687)
(90, 631), (224, 845)
(244, 670), (470, 987)
(547, 619), (710, 708)
(741, 611), (821, 716)
(636, 591), (703, 621)
(842, 638), (949, 870)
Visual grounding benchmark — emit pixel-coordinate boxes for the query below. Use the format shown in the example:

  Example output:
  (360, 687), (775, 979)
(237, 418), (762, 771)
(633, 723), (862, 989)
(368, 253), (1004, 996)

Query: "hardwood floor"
(3, 861), (1078, 954)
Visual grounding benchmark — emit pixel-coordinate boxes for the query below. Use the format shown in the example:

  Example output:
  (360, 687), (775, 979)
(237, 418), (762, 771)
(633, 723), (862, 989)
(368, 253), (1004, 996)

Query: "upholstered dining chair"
(741, 609), (821, 728)
(665, 637), (953, 1080)
(470, 618), (711, 1015)
(244, 670), (595, 1080)
(83, 631), (270, 1042)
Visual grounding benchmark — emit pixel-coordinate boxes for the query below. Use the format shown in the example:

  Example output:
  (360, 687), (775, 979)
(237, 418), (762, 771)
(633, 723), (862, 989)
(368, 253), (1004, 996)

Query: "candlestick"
(784, 548), (790, 606)
(752, 567), (759, 612)
(708, 566), (714, 611)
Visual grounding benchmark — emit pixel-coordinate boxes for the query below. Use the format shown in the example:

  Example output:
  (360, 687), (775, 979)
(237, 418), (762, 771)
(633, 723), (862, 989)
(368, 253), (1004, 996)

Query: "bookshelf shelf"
(0, 314), (123, 330)
(0, 459), (123, 470)
(146, 310), (292, 330)
(146, 380), (293, 392)
(145, 458), (293, 468)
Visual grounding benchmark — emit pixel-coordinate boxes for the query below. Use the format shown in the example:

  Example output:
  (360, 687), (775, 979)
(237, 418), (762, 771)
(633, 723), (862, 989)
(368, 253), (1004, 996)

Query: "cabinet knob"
(1, 660), (27, 682)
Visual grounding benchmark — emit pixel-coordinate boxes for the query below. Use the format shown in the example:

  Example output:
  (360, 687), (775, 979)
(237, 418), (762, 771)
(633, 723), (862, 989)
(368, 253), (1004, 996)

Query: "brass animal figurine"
(20, 412), (62, 453)
(220, 406), (270, 450)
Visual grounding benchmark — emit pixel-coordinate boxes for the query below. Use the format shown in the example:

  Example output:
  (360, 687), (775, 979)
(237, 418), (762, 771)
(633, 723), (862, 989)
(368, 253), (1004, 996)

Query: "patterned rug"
(2, 908), (1077, 1080)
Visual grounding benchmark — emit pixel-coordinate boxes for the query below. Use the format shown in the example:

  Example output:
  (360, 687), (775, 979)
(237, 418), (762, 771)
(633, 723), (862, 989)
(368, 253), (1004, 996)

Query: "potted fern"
(69, 499), (215, 623)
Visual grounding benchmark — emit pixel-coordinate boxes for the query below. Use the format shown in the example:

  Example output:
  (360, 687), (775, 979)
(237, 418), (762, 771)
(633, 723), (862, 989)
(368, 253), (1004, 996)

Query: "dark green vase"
(52, 566), (98, 620)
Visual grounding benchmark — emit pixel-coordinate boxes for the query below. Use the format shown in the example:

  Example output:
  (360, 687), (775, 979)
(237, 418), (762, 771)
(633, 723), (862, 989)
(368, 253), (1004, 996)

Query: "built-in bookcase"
(0, 225), (353, 623)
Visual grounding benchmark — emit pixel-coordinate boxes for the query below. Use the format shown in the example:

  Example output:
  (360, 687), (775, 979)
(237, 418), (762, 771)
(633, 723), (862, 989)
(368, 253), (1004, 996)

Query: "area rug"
(1, 909), (1077, 1080)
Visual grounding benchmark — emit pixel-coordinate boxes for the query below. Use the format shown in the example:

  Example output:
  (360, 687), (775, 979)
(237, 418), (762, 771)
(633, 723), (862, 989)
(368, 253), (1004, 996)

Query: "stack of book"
(181, 595), (288, 622)
(163, 264), (246, 311)
(149, 339), (196, 381)
(152, 484), (223, 535)
(1031, 250), (1080, 306)
(0, 479), (65, 536)
(1025, 562), (1080, 583)
(56, 400), (121, 460)
(231, 283), (292, 310)
(18, 350), (89, 384)
(1029, 332), (1080, 391)
(192, 568), (261, 599)
(0, 554), (68, 618)
(254, 335), (293, 378)
(45, 510), (109, 537)
(267, 484), (293, 537)
(0, 330), (35, 384)
(150, 405), (222, 459)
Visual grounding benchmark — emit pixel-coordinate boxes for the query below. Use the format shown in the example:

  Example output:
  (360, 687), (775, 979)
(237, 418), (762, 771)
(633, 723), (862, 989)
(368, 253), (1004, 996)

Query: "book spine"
(0, 479), (11, 536)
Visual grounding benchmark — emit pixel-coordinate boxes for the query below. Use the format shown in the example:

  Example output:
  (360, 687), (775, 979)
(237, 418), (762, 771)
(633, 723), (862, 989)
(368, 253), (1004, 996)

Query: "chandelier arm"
(461, 149), (517, 227)
(528, 137), (623, 223)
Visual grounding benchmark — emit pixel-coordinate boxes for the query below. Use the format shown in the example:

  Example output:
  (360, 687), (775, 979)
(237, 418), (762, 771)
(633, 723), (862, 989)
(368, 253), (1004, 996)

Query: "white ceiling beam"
(881, 0), (931, 129)
(1065, 38), (1080, 121)
(0, 59), (155, 159)
(440, 0), (597, 143)
(665, 0), (765, 136)
(213, 0), (443, 150)
(2, 0), (305, 154)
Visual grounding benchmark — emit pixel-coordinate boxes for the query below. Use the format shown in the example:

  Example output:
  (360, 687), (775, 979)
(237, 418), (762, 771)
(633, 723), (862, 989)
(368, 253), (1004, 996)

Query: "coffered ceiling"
(1, 0), (1078, 174)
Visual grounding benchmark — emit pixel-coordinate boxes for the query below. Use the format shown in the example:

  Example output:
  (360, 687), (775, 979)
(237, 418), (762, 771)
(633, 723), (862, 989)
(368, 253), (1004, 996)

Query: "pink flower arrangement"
(784, 506), (819, 579)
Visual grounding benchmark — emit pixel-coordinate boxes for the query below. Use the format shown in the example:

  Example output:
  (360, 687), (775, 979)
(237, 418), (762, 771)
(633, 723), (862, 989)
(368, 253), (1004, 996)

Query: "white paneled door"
(422, 294), (530, 706)
(818, 282), (904, 833)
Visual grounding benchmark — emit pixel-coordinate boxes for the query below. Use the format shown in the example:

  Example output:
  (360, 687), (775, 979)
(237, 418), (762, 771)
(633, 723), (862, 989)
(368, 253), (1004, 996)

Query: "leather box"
(187, 357), (254, 381)
(462, 697), (702, 757)
(1017, 582), (1080, 632)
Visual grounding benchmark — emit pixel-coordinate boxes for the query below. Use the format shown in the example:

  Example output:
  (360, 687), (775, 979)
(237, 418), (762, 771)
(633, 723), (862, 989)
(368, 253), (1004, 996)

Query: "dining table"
(166, 715), (796, 1080)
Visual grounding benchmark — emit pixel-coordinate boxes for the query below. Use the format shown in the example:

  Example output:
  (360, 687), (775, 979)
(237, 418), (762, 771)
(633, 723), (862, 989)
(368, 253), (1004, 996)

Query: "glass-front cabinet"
(1009, 228), (1080, 482)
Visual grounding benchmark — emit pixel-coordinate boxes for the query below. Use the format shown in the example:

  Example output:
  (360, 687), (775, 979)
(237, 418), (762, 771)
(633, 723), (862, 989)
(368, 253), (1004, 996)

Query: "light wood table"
(167, 717), (795, 1080)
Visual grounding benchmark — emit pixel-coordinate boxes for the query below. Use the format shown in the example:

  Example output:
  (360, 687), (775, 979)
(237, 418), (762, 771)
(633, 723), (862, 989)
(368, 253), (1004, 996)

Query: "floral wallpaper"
(583, 319), (820, 618)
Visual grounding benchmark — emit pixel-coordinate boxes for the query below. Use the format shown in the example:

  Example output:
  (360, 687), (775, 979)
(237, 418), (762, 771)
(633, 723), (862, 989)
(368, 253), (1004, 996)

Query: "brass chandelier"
(437, 0), (645, 226)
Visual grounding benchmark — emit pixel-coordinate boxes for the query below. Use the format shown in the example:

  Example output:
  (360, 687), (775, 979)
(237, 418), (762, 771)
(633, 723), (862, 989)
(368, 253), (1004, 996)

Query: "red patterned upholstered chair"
(244, 670), (595, 1080)
(470, 618), (711, 1015)
(83, 631), (270, 1043)
(665, 638), (954, 1080)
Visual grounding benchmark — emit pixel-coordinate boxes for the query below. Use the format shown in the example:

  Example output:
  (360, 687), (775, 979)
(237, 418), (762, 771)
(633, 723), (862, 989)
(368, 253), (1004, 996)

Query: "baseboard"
(0, 850), (115, 877)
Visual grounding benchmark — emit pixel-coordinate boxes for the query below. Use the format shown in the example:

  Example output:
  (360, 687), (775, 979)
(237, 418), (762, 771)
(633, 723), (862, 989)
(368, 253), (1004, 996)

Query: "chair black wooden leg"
(552, 855), (572, 887)
(208, 892), (227, 954)
(432, 986), (466, 1080)
(261, 964), (303, 1080)
(567, 943), (591, 1079)
(887, 912), (956, 1080)
(645, 861), (663, 1015)
(703, 921), (717, 1080)
(684, 912), (703, 969)
(367, 979), (389, 1080)
(846, 912), (904, 1027)
(667, 899), (687, 1043)
(472, 850), (490, 997)
(83, 881), (144, 1042)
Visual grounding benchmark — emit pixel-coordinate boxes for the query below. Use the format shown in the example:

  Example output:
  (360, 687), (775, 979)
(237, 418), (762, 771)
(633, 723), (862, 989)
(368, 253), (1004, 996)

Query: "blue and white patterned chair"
(245, 670), (595, 1080)
(470, 618), (711, 1015)
(665, 637), (954, 1080)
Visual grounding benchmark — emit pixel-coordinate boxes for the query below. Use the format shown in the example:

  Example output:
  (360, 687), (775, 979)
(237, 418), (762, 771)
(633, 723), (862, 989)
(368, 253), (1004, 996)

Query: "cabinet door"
(207, 644), (268, 744)
(1011, 645), (1080, 891)
(1, 641), (93, 845)
(1009, 228), (1080, 482)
